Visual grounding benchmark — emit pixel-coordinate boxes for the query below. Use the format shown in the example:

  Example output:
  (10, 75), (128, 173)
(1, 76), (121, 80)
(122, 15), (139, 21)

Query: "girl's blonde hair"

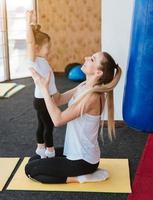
(74, 52), (122, 141)
(31, 24), (51, 46)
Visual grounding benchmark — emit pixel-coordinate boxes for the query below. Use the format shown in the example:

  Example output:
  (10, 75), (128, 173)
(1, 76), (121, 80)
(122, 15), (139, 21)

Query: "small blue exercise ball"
(68, 65), (86, 82)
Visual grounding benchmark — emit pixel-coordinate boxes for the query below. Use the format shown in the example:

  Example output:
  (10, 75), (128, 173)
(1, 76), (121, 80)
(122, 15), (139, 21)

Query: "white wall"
(101, 0), (135, 120)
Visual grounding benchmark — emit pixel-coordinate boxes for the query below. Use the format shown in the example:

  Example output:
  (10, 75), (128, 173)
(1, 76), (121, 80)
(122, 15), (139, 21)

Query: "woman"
(25, 51), (122, 184)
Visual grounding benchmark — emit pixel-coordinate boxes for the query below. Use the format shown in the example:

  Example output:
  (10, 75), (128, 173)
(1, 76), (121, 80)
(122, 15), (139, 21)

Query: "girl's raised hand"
(26, 10), (36, 24)
(26, 10), (33, 24)
(31, 10), (37, 24)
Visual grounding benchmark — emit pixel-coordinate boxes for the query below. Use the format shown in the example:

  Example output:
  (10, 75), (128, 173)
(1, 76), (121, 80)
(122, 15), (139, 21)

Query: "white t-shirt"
(63, 90), (101, 164)
(27, 57), (57, 98)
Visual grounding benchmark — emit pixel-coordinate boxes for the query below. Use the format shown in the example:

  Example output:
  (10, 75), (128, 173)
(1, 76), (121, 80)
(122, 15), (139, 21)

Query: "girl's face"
(36, 40), (51, 58)
(81, 52), (104, 76)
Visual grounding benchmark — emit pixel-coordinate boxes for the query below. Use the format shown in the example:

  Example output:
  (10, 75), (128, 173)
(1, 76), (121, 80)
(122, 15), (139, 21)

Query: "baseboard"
(54, 72), (65, 76)
(104, 121), (126, 128)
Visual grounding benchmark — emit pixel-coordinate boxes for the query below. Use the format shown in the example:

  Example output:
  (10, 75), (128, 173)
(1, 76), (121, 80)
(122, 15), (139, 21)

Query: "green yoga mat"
(0, 83), (25, 98)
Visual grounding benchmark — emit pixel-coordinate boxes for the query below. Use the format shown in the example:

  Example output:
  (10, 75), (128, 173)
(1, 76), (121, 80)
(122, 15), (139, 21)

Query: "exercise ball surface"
(68, 65), (86, 81)
(65, 63), (81, 77)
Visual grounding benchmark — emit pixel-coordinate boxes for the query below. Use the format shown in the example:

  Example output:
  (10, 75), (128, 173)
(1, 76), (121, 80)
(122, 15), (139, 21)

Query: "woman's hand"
(30, 68), (51, 92)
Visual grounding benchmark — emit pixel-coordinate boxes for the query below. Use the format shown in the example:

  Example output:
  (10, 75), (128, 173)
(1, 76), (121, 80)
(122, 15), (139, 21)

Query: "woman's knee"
(25, 163), (31, 177)
(25, 161), (38, 178)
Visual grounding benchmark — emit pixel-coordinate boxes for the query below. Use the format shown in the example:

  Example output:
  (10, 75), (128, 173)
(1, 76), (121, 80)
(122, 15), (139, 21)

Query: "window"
(0, 0), (7, 82)
(0, 0), (35, 81)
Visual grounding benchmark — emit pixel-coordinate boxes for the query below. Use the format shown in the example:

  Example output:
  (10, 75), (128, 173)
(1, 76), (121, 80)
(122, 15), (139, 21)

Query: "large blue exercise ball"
(123, 0), (153, 132)
(68, 65), (86, 82)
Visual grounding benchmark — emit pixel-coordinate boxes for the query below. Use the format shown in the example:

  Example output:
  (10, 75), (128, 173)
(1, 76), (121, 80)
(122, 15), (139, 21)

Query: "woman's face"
(81, 52), (104, 75)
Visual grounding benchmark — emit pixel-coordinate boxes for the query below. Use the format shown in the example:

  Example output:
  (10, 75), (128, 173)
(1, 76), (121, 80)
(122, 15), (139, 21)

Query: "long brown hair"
(31, 24), (51, 47)
(74, 52), (122, 141)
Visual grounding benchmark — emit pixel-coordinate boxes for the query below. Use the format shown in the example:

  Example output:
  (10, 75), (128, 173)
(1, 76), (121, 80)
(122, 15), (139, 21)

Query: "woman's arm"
(52, 88), (77, 106)
(53, 81), (86, 106)
(41, 88), (83, 126)
(30, 68), (96, 127)
(26, 10), (36, 61)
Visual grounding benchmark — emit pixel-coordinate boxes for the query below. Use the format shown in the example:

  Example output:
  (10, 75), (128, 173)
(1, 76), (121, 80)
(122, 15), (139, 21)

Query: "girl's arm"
(26, 11), (36, 61)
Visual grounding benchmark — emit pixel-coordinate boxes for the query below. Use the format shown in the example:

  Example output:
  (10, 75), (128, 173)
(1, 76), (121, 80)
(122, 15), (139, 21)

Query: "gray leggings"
(25, 147), (99, 183)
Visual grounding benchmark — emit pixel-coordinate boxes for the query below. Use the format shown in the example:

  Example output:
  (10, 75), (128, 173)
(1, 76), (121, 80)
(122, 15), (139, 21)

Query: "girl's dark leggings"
(34, 98), (54, 147)
(25, 147), (99, 184)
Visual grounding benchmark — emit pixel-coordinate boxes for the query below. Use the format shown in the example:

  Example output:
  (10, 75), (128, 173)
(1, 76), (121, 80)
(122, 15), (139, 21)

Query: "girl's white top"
(28, 57), (57, 98)
(63, 87), (101, 164)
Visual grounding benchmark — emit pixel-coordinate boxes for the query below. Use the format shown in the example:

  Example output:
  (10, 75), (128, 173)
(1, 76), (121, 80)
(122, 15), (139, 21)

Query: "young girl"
(25, 51), (122, 184)
(26, 11), (83, 159)
(26, 10), (57, 158)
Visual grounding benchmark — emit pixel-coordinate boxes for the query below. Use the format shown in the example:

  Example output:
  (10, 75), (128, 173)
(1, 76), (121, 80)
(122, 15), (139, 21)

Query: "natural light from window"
(0, 0), (34, 81)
